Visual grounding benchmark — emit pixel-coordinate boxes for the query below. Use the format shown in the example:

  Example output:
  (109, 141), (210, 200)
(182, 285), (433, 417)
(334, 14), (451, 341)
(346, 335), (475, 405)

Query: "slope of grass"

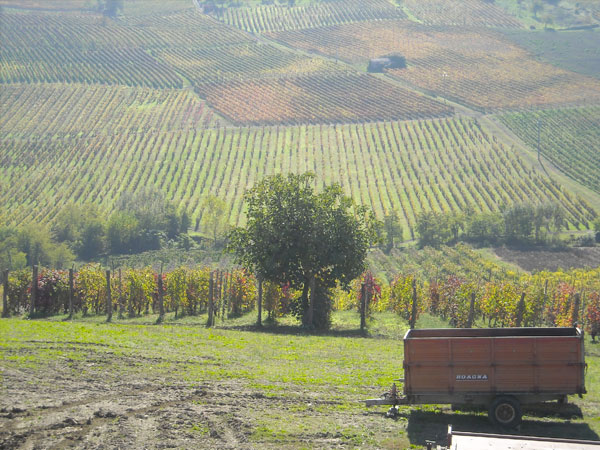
(1, 314), (599, 448)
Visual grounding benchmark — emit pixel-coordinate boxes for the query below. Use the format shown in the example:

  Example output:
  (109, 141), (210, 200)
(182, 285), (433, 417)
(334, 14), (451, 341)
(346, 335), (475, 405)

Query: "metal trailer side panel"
(403, 328), (585, 399)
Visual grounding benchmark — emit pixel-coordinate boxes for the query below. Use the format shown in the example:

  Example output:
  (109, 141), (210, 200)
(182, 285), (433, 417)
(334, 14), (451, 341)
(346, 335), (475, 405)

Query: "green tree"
(503, 203), (534, 243)
(465, 212), (503, 244)
(0, 226), (26, 270)
(17, 225), (74, 267)
(416, 211), (452, 248)
(200, 195), (228, 246)
(106, 211), (139, 254)
(383, 210), (403, 253)
(97, 0), (123, 17)
(53, 203), (106, 259)
(228, 173), (377, 328)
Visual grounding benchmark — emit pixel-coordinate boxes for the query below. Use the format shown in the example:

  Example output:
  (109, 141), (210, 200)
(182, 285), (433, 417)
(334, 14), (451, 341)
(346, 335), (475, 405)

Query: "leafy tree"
(17, 225), (74, 267)
(0, 226), (26, 270)
(97, 0), (123, 17)
(383, 210), (402, 253)
(200, 195), (228, 246)
(465, 212), (503, 244)
(503, 203), (534, 243)
(228, 173), (377, 328)
(53, 203), (106, 259)
(594, 217), (600, 243)
(416, 211), (452, 248)
(106, 211), (139, 254)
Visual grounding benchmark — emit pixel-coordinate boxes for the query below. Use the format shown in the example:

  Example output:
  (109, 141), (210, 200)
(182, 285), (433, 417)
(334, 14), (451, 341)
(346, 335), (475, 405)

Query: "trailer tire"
(489, 396), (522, 428)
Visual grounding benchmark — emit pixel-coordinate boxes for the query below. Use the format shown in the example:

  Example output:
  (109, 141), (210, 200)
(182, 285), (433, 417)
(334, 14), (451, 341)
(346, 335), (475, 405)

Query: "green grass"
(1, 311), (599, 448)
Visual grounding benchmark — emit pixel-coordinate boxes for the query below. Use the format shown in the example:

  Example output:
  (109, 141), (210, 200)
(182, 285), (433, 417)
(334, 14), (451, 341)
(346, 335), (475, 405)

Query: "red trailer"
(366, 327), (587, 427)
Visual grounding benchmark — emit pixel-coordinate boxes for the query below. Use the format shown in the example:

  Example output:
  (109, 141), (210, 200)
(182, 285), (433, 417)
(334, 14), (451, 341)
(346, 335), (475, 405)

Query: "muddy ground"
(0, 340), (400, 449)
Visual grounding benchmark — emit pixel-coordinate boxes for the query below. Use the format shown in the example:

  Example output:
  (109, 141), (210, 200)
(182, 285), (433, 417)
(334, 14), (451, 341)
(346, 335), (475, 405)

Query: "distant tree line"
(0, 188), (193, 269)
(415, 202), (590, 248)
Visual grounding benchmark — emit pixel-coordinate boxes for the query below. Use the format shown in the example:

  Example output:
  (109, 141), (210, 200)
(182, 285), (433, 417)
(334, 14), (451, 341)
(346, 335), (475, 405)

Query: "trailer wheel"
(489, 396), (522, 428)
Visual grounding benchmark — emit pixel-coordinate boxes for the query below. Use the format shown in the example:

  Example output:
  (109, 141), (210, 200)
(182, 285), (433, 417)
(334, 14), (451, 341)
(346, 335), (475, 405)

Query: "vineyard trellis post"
(2, 270), (9, 318)
(221, 272), (228, 323)
(573, 292), (581, 327)
(207, 271), (214, 327)
(410, 279), (417, 330)
(106, 270), (112, 323)
(360, 283), (366, 331)
(68, 267), (74, 320)
(157, 270), (165, 324)
(516, 292), (526, 327)
(118, 268), (124, 320)
(218, 270), (224, 319)
(467, 292), (476, 328)
(308, 276), (316, 329)
(30, 265), (38, 317)
(257, 276), (263, 327)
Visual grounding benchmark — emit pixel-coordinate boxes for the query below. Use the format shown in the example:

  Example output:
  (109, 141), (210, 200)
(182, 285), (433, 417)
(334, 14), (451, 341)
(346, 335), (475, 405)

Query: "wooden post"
(360, 283), (366, 331)
(118, 268), (124, 319)
(409, 279), (417, 330)
(572, 292), (581, 327)
(128, 282), (135, 318)
(257, 277), (263, 327)
(207, 271), (214, 327)
(221, 272), (228, 322)
(217, 270), (223, 318)
(67, 268), (74, 320)
(467, 292), (476, 328)
(157, 272), (165, 324)
(516, 292), (526, 327)
(30, 265), (38, 317)
(307, 276), (315, 328)
(106, 270), (112, 323)
(2, 270), (9, 318)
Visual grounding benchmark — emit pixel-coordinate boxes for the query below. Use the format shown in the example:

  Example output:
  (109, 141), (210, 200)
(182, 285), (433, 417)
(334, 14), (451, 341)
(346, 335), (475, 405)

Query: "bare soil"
(0, 340), (394, 449)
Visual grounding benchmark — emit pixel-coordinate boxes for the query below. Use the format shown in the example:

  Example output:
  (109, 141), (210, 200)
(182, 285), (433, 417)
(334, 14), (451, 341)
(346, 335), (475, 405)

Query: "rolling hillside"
(0, 0), (599, 236)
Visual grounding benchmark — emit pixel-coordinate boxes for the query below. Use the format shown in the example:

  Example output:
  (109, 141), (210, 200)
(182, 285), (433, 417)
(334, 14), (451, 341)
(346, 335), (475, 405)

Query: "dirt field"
(1, 317), (599, 449)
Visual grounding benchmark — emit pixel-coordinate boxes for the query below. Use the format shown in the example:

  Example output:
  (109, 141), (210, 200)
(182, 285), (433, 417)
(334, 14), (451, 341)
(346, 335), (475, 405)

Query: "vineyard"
(3, 261), (599, 337)
(0, 83), (224, 136)
(499, 106), (600, 194)
(269, 21), (600, 110)
(1, 117), (596, 236)
(401, 0), (523, 28)
(156, 42), (341, 84)
(208, 0), (405, 33)
(194, 73), (453, 125)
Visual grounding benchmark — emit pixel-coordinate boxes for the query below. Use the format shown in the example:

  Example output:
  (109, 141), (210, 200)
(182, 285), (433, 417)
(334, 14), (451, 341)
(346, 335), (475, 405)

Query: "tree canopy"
(228, 172), (377, 328)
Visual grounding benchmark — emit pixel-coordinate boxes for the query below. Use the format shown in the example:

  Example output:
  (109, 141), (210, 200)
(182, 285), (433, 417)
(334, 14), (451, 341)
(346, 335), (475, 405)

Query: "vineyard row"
(0, 117), (595, 237)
